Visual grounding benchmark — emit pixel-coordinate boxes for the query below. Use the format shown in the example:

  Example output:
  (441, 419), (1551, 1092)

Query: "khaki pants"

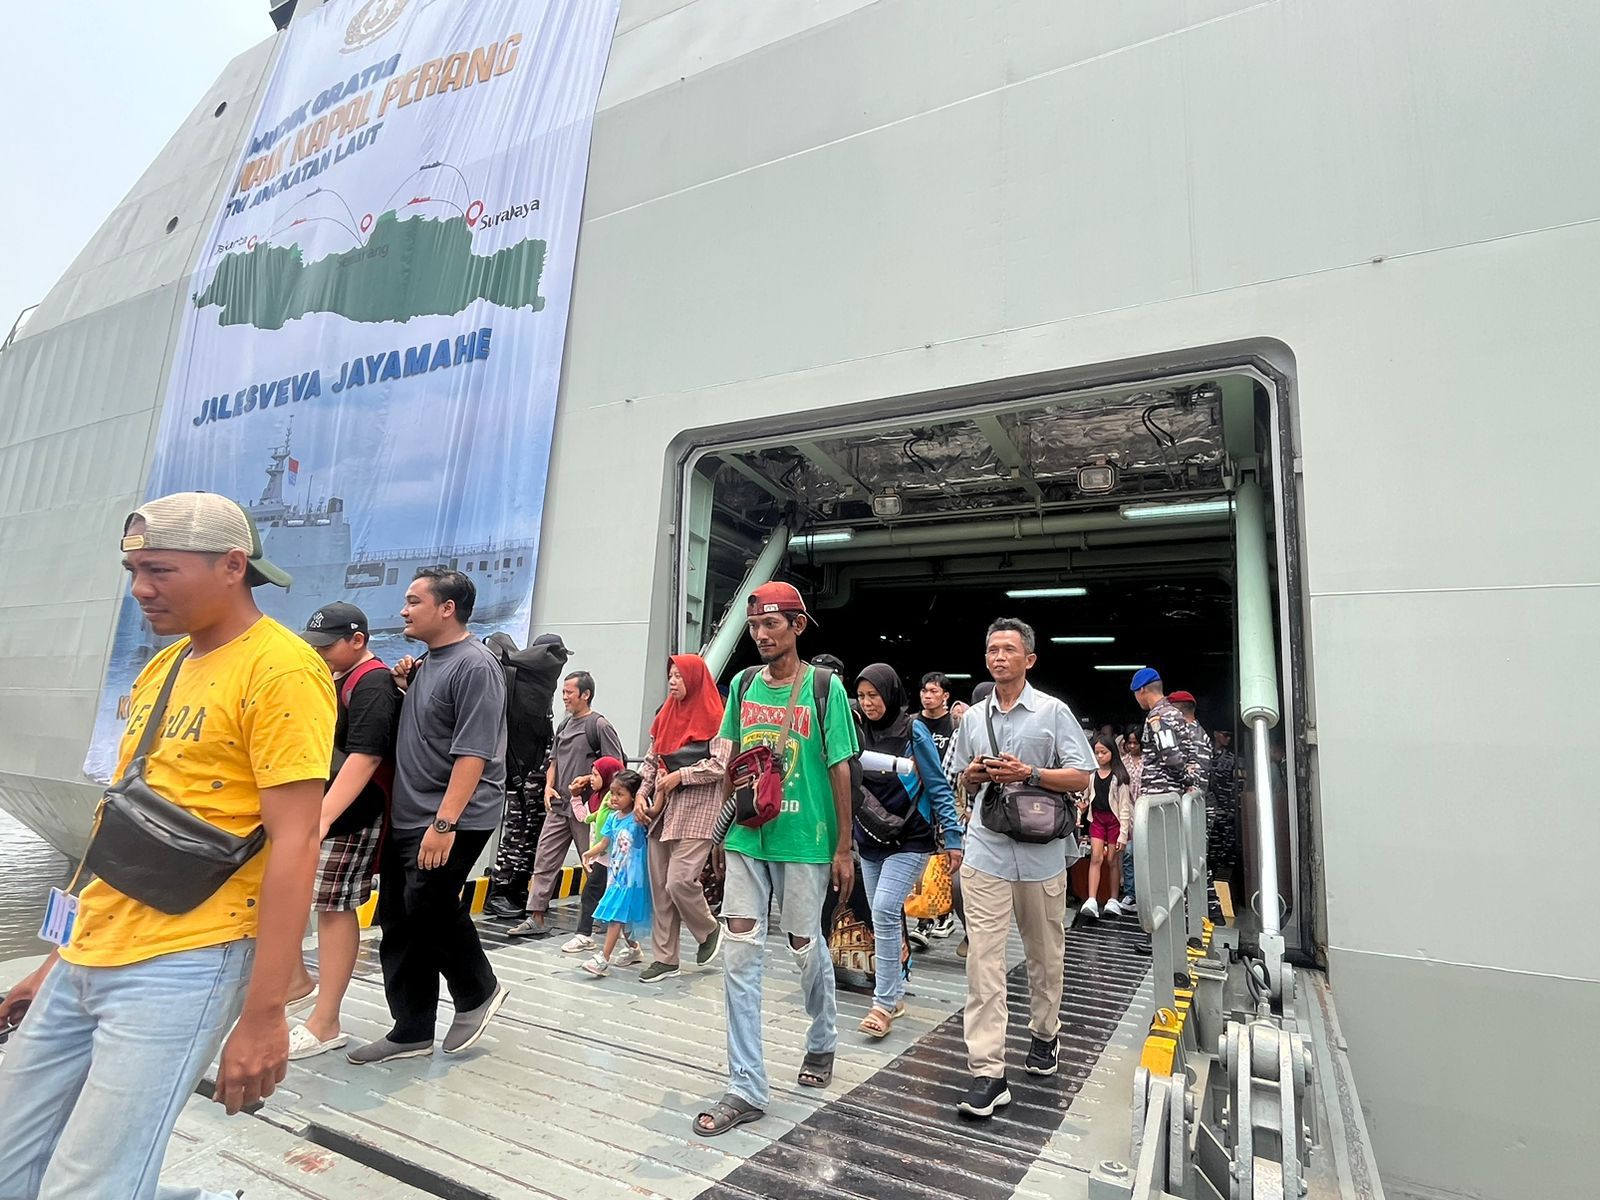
(526, 801), (591, 915)
(961, 863), (1067, 1078)
(648, 834), (717, 964)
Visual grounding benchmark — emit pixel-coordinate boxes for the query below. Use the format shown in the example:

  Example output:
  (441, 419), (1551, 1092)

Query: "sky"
(0, 2), (274, 336)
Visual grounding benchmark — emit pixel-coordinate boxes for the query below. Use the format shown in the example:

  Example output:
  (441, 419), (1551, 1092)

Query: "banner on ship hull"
(85, 0), (620, 780)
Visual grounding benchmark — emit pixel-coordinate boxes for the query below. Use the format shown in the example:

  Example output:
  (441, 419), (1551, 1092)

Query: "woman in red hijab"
(636, 655), (729, 981)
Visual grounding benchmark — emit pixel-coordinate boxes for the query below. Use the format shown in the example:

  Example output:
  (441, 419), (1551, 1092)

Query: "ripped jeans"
(719, 852), (835, 1109)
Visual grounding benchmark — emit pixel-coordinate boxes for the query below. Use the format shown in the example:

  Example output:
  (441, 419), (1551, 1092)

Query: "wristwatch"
(1028, 767), (1042, 788)
(433, 817), (457, 834)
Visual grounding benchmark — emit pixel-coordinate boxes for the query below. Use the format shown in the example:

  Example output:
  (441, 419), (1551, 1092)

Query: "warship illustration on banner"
(237, 431), (534, 633)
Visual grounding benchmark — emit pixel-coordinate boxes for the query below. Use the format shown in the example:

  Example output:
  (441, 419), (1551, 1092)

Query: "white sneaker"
(929, 914), (957, 939)
(581, 954), (611, 977)
(1104, 898), (1125, 917)
(1080, 898), (1101, 920)
(614, 941), (642, 967)
(1120, 894), (1137, 909)
(287, 1022), (348, 1061)
(562, 934), (597, 954)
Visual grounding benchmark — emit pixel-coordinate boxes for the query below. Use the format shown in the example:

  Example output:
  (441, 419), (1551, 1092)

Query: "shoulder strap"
(983, 697), (1002, 758)
(811, 664), (834, 757)
(729, 668), (753, 732)
(586, 714), (603, 757)
(130, 646), (192, 770)
(339, 657), (389, 707)
(772, 666), (808, 764)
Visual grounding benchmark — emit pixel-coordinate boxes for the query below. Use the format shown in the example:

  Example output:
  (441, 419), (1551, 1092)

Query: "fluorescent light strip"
(1051, 636), (1115, 644)
(1093, 664), (1147, 672)
(797, 529), (855, 546)
(1119, 498), (1233, 521)
(944, 673), (973, 680)
(1004, 586), (1088, 599)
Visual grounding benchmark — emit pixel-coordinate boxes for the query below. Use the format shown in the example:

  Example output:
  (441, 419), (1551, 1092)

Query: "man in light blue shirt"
(949, 618), (1093, 1118)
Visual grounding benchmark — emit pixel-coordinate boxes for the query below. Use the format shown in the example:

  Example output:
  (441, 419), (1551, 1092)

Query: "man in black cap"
(285, 603), (402, 1060)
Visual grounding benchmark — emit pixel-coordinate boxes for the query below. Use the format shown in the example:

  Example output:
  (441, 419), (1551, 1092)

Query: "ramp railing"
(1132, 790), (1202, 1017)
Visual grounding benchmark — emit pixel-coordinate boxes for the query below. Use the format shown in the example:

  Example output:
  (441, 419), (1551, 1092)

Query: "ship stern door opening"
(676, 364), (1311, 962)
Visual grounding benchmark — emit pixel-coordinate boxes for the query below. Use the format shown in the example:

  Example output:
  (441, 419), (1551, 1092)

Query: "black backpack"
(484, 632), (568, 790)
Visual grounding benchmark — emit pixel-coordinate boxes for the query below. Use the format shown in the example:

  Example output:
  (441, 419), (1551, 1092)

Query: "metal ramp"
(158, 904), (1159, 1200)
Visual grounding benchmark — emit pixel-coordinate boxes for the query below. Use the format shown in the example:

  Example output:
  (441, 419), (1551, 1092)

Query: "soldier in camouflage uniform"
(1170, 690), (1221, 917)
(1132, 672), (1208, 797)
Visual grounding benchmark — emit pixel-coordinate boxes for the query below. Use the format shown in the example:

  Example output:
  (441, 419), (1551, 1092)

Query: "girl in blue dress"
(580, 770), (653, 976)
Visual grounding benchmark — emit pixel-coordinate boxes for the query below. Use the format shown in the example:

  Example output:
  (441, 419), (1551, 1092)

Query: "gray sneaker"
(442, 984), (509, 1055)
(346, 1036), (433, 1065)
(696, 923), (723, 967)
(639, 961), (681, 983)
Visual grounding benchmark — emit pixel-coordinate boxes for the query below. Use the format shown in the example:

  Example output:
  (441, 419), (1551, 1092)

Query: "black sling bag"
(78, 648), (269, 914)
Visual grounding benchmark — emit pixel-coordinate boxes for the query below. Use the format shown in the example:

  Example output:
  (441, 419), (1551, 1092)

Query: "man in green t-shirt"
(693, 582), (857, 1137)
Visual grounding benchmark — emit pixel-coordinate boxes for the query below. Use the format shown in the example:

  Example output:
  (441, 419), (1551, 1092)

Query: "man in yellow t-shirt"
(0, 492), (332, 1200)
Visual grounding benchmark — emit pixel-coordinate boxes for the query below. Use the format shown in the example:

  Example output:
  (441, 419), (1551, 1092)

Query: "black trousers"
(378, 825), (499, 1043)
(577, 862), (608, 937)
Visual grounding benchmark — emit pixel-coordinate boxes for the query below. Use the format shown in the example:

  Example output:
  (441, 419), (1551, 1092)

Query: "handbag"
(978, 698), (1074, 845)
(903, 852), (954, 920)
(854, 739), (918, 848)
(720, 670), (806, 833)
(661, 739), (711, 771)
(79, 648), (269, 915)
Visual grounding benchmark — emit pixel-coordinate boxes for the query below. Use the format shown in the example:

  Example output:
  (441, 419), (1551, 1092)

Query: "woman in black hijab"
(851, 664), (965, 1039)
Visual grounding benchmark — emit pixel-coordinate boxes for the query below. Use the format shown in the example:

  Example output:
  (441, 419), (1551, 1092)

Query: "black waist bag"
(979, 700), (1073, 845)
(662, 740), (711, 770)
(83, 648), (268, 915)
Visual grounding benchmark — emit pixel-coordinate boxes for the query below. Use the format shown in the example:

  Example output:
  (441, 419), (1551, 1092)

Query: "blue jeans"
(720, 852), (834, 1109)
(0, 941), (255, 1200)
(859, 851), (928, 1010)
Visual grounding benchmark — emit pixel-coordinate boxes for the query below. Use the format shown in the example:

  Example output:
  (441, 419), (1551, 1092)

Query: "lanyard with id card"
(39, 886), (79, 948)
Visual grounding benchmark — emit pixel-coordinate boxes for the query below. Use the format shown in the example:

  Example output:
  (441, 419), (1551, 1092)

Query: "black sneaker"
(907, 925), (930, 951)
(1025, 1035), (1059, 1077)
(957, 1074), (1012, 1118)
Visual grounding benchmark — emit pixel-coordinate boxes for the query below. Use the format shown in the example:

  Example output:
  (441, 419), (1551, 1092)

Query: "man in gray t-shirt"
(347, 569), (509, 1066)
(392, 636), (508, 831)
(509, 670), (626, 938)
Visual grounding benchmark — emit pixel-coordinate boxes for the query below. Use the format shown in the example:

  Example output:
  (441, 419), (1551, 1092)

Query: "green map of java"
(194, 210), (547, 329)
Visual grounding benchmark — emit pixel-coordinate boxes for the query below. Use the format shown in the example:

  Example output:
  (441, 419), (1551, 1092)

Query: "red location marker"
(466, 200), (484, 227)
(246, 235), (258, 251)
(360, 213), (373, 233)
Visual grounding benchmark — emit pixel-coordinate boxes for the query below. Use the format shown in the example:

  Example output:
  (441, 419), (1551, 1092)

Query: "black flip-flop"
(798, 1050), (834, 1088)
(694, 1094), (764, 1137)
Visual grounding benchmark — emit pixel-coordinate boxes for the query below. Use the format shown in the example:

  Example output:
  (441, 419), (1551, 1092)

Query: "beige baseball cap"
(121, 492), (293, 588)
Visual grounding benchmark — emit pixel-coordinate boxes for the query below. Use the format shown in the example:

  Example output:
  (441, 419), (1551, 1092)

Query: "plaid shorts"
(313, 823), (382, 912)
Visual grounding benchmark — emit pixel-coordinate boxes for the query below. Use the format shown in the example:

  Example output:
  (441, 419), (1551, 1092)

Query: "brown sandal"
(858, 1001), (907, 1039)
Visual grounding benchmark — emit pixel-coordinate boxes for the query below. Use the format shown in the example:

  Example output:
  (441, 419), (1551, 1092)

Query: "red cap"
(746, 581), (817, 625)
(1168, 690), (1196, 704)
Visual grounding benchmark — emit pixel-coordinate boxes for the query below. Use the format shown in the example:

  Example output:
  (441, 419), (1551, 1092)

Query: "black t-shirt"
(915, 710), (955, 763)
(328, 663), (403, 836)
(1091, 770), (1114, 815)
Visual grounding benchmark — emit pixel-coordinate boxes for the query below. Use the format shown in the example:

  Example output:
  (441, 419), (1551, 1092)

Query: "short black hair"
(611, 769), (643, 797)
(920, 671), (951, 692)
(565, 670), (595, 701)
(413, 567), (475, 622)
(985, 617), (1036, 655)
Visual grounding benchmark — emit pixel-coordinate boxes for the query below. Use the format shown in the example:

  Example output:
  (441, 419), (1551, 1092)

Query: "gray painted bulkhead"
(0, 3), (1595, 1198)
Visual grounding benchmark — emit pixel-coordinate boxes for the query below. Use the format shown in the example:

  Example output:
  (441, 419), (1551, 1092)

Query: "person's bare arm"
(0, 950), (58, 1028)
(828, 759), (854, 897)
(215, 777), (322, 1115)
(418, 755), (486, 870)
(319, 753), (382, 836)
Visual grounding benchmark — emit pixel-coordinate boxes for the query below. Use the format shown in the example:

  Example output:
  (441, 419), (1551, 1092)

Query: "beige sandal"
(858, 1001), (907, 1039)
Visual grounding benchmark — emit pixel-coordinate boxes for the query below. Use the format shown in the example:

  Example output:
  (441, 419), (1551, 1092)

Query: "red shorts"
(1090, 810), (1122, 844)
